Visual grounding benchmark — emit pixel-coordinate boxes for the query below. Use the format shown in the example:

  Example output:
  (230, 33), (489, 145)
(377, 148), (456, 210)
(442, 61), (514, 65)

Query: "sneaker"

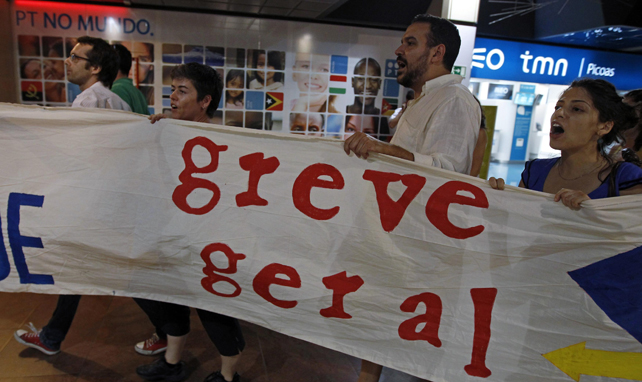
(13, 323), (60, 356)
(135, 333), (168, 355)
(136, 357), (186, 382)
(204, 371), (240, 382)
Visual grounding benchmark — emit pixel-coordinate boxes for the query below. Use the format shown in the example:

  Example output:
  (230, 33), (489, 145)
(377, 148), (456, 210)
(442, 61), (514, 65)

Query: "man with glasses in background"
(14, 36), (130, 356)
(66, 36), (131, 110)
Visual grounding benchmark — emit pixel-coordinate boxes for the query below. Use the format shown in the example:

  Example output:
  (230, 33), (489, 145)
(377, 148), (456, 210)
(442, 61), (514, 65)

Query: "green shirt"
(111, 78), (150, 115)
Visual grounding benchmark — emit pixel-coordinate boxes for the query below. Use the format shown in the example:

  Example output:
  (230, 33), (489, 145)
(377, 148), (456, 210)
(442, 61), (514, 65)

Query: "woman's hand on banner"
(554, 188), (590, 210)
(488, 177), (505, 190)
(149, 114), (168, 124)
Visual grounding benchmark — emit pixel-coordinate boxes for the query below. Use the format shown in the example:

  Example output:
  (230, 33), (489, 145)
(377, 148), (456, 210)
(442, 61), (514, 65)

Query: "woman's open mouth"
(550, 123), (564, 137)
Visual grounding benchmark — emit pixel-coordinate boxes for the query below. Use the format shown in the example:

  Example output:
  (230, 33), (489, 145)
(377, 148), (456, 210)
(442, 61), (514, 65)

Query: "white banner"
(1, 103), (642, 382)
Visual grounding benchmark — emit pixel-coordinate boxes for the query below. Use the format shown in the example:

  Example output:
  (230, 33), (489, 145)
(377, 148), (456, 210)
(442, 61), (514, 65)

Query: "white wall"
(535, 85), (568, 158)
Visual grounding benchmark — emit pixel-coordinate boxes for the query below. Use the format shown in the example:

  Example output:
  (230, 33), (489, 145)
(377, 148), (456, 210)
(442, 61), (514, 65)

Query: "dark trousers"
(133, 298), (191, 336)
(134, 298), (245, 356)
(40, 295), (82, 350)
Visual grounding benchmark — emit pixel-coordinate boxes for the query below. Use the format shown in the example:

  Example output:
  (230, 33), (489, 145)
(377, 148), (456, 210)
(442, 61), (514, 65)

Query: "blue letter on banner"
(0, 213), (9, 281)
(7, 193), (53, 285)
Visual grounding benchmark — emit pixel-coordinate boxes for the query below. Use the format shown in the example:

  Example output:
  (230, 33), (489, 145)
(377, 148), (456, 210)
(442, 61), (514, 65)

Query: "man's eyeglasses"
(69, 54), (92, 64)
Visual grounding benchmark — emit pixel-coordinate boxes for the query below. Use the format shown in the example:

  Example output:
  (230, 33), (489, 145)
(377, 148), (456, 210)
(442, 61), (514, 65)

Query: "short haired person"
(66, 36), (131, 110)
(136, 63), (244, 382)
(111, 43), (150, 115)
(346, 57), (382, 115)
(344, 14), (481, 382)
(14, 36), (130, 356)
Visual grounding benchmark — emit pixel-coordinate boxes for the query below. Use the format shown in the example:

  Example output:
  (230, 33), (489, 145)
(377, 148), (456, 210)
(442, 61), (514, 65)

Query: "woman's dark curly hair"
(564, 79), (641, 177)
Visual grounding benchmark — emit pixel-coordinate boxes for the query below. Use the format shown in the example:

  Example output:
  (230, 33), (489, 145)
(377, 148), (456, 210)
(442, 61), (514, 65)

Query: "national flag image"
(21, 81), (43, 102)
(382, 98), (398, 116)
(329, 75), (347, 94)
(265, 92), (283, 111)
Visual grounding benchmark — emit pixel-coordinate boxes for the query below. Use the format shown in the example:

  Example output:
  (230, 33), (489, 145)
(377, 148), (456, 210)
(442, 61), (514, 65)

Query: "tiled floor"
(0, 292), (424, 382)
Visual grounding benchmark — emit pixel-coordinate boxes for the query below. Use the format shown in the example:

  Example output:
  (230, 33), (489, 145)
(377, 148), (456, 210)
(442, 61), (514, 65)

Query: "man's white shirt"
(72, 82), (132, 111)
(390, 74), (480, 175)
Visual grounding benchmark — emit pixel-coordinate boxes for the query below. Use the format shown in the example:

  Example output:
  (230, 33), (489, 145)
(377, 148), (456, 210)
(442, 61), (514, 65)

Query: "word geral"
(200, 241), (498, 379)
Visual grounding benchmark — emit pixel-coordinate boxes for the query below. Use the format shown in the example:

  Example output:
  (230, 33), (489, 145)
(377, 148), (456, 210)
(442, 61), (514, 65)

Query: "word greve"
(173, 136), (490, 239)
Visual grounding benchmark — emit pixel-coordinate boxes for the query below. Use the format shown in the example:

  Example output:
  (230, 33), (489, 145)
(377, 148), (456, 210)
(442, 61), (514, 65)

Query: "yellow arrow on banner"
(543, 342), (642, 381)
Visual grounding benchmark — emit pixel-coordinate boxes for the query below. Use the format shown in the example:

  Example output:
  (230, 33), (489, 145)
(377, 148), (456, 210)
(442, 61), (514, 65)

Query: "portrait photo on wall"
(289, 112), (325, 136)
(347, 57), (383, 115)
(132, 42), (155, 85)
(42, 36), (65, 81)
(344, 114), (389, 140)
(225, 69), (245, 109)
(291, 53), (333, 113)
(45, 82), (66, 103)
(246, 50), (285, 91)
(20, 58), (42, 79)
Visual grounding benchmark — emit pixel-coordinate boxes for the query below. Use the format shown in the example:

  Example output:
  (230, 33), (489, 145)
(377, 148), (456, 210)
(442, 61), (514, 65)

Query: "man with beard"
(344, 14), (479, 176)
(346, 57), (382, 115)
(343, 14), (481, 382)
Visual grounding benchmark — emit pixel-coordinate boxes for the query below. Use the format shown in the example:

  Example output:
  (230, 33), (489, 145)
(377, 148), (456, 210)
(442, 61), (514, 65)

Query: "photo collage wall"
(157, 45), (406, 141)
(11, 1), (486, 143)
(17, 36), (406, 142)
(160, 45), (286, 133)
(17, 35), (155, 113)
(18, 35), (80, 105)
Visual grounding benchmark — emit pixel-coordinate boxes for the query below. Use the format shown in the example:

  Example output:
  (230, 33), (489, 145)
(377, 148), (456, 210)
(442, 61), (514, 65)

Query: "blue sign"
(510, 85), (535, 161)
(471, 37), (642, 90)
